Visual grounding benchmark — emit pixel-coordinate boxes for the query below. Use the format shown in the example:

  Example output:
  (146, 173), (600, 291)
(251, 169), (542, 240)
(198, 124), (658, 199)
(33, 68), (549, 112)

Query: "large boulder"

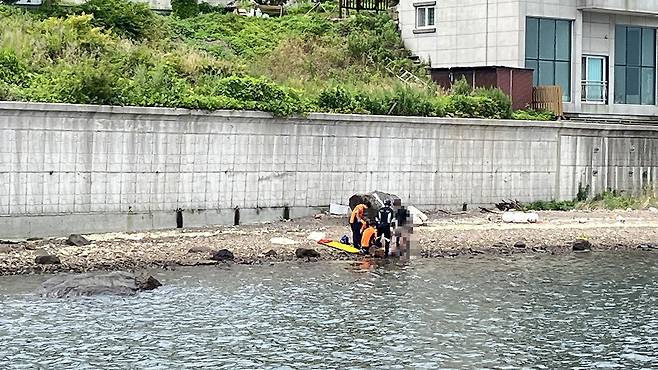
(349, 191), (401, 220)
(66, 234), (91, 247)
(36, 271), (161, 298)
(295, 248), (320, 258)
(35, 255), (61, 265)
(211, 249), (235, 261)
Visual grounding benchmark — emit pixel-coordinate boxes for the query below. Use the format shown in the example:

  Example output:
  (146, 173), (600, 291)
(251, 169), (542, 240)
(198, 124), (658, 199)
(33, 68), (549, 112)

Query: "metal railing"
(581, 80), (608, 103)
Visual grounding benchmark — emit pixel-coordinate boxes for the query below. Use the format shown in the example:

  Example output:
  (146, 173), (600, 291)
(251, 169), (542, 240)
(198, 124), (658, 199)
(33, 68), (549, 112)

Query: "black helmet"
(384, 199), (392, 206)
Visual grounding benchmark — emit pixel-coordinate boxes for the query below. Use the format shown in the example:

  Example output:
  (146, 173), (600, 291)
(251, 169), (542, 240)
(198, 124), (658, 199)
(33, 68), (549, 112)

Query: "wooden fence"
(532, 86), (563, 117)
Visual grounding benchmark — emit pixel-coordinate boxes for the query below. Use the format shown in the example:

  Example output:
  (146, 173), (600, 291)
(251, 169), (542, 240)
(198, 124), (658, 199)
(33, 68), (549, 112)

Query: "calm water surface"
(1, 253), (657, 369)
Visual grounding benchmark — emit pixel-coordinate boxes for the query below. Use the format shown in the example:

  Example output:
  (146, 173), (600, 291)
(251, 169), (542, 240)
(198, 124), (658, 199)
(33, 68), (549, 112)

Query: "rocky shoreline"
(1, 209), (658, 276)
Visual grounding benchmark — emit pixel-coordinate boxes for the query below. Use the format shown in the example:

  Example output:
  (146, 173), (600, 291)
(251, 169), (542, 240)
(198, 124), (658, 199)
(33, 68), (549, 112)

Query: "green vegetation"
(512, 108), (556, 121)
(0, 0), (554, 119)
(523, 187), (658, 211)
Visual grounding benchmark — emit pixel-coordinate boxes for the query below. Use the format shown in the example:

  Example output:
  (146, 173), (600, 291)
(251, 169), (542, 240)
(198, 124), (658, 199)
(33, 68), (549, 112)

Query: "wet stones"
(572, 239), (592, 252)
(211, 249), (234, 261)
(188, 246), (214, 254)
(263, 249), (278, 257)
(514, 241), (527, 249)
(295, 248), (320, 258)
(35, 255), (61, 265)
(36, 271), (161, 298)
(66, 234), (90, 247)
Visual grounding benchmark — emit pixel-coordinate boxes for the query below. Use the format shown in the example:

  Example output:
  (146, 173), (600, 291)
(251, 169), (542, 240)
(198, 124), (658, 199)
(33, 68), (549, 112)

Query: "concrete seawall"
(1, 102), (657, 238)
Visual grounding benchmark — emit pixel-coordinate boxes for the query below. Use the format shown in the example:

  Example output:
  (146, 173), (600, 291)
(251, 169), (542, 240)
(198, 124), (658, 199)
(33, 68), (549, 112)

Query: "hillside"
(0, 0), (543, 119)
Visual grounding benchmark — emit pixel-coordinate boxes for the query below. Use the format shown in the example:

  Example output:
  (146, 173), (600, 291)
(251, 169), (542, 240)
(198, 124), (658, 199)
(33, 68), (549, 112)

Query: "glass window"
(555, 20), (571, 61)
(642, 28), (655, 67)
(526, 18), (539, 59)
(539, 19), (556, 60)
(642, 67), (655, 105)
(415, 6), (435, 29)
(582, 56), (607, 103)
(614, 66), (626, 104)
(525, 17), (572, 101)
(538, 61), (555, 85)
(417, 8), (426, 28)
(615, 26), (626, 65)
(615, 25), (656, 105)
(626, 67), (641, 104)
(627, 28), (641, 66)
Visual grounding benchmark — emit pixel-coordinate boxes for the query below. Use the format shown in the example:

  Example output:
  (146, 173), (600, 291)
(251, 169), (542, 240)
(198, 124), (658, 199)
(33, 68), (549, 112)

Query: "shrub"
(451, 76), (472, 95)
(316, 86), (357, 113)
(386, 86), (437, 117)
(80, 0), (157, 40)
(171, 0), (199, 19)
(512, 109), (556, 121)
(473, 87), (512, 119)
(0, 49), (27, 85)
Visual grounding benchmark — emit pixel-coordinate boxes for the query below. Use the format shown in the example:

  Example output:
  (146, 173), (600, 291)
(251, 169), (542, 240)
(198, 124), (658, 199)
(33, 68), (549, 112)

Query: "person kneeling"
(360, 221), (377, 255)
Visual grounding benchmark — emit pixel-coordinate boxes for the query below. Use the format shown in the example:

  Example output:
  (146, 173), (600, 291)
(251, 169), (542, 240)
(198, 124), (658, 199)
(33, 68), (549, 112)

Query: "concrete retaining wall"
(1, 102), (658, 238)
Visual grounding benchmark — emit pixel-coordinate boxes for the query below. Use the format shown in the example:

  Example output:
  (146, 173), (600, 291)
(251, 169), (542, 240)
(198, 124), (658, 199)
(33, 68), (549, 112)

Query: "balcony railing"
(581, 80), (608, 103)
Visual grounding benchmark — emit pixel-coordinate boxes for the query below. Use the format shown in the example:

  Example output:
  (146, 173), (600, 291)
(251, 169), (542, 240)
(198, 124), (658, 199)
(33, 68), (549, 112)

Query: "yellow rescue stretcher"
(317, 239), (361, 254)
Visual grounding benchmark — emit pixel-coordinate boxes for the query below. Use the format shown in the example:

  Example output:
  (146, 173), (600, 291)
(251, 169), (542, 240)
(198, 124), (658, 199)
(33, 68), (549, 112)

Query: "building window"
(614, 26), (655, 105)
(525, 17), (572, 101)
(415, 5), (435, 29)
(582, 55), (607, 103)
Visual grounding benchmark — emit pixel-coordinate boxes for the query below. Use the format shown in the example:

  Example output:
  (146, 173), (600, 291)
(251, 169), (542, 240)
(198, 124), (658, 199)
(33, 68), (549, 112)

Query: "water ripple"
(1, 253), (657, 368)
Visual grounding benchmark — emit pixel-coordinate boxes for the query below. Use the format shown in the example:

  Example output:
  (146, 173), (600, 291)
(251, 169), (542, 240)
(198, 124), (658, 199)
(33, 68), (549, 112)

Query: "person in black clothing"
(393, 198), (411, 258)
(376, 199), (395, 258)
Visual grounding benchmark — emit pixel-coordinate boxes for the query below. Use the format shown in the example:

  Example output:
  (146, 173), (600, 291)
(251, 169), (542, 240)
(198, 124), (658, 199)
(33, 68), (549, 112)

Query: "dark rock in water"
(572, 239), (592, 252)
(136, 275), (162, 291)
(0, 239), (22, 245)
(27, 237), (42, 242)
(36, 271), (162, 298)
(211, 249), (234, 261)
(638, 244), (658, 250)
(514, 241), (527, 249)
(188, 246), (213, 254)
(66, 234), (90, 247)
(35, 255), (61, 265)
(349, 191), (401, 220)
(264, 249), (278, 257)
(295, 248), (320, 258)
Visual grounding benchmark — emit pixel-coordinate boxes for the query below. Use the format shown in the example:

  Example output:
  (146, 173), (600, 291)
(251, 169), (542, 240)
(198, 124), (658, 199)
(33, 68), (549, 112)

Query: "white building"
(399, 0), (658, 116)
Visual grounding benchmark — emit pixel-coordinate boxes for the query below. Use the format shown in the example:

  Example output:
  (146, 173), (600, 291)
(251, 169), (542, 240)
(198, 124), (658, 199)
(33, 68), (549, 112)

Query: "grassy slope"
(0, 3), (433, 112)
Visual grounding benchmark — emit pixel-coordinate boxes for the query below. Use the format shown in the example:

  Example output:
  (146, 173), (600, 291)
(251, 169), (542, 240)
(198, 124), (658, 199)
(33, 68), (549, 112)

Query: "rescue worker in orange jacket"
(360, 222), (377, 254)
(349, 202), (370, 248)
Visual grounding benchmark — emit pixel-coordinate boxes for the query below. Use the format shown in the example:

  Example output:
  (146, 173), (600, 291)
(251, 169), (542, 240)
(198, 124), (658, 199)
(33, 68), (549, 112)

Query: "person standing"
(349, 202), (369, 248)
(393, 199), (411, 259)
(376, 199), (395, 258)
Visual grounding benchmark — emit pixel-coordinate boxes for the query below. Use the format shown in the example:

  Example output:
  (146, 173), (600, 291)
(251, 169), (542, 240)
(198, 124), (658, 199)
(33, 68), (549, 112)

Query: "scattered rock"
(638, 244), (658, 250)
(295, 248), (320, 258)
(514, 241), (526, 249)
(35, 255), (61, 265)
(616, 215), (626, 224)
(210, 249), (234, 261)
(492, 242), (507, 249)
(270, 237), (298, 245)
(0, 239), (22, 245)
(572, 239), (592, 252)
(307, 232), (326, 242)
(66, 234), (90, 247)
(263, 249), (278, 257)
(136, 275), (162, 291)
(314, 213), (323, 219)
(188, 246), (214, 254)
(0, 245), (16, 253)
(36, 271), (161, 298)
(649, 207), (658, 213)
(26, 237), (42, 242)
